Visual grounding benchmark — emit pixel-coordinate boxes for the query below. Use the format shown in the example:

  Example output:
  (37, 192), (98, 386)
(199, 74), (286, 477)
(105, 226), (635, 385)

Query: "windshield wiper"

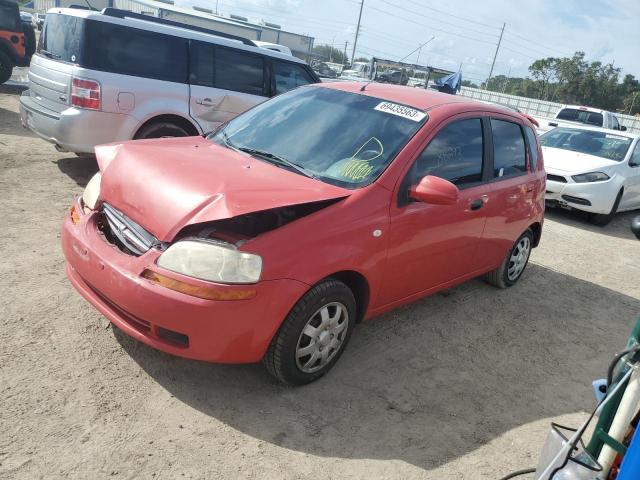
(40, 49), (61, 59)
(236, 147), (317, 179)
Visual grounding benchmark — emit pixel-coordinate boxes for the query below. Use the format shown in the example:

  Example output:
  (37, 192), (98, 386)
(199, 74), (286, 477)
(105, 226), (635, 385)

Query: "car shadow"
(545, 207), (639, 240)
(112, 263), (640, 472)
(0, 106), (33, 139)
(54, 155), (99, 187)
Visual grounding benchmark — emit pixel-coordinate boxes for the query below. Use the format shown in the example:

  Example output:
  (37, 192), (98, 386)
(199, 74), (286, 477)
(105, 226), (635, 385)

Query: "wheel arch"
(133, 114), (200, 139)
(528, 221), (542, 247)
(323, 270), (370, 323)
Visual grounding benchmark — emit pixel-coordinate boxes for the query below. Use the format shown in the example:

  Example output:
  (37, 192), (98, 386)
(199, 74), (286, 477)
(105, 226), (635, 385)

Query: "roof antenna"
(360, 80), (374, 92)
(83, 0), (97, 10)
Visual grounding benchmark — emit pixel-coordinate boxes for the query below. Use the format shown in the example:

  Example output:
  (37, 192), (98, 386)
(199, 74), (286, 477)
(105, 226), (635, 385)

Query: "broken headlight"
(82, 172), (102, 210)
(156, 239), (262, 284)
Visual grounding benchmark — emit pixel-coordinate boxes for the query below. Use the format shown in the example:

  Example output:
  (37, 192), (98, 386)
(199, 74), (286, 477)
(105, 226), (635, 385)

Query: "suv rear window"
(39, 14), (84, 63)
(83, 20), (188, 83)
(0, 4), (20, 31)
(556, 108), (603, 127)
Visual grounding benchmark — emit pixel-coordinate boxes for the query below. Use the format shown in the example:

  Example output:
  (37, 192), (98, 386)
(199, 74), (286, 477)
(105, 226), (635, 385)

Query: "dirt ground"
(1, 91), (639, 480)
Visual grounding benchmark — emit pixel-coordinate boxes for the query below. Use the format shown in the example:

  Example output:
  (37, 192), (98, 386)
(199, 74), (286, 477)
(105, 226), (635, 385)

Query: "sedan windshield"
(540, 127), (632, 161)
(209, 87), (427, 188)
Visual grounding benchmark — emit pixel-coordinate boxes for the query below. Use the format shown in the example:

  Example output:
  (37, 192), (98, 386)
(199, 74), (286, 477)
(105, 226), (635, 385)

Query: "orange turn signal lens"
(141, 269), (257, 301)
(70, 205), (81, 225)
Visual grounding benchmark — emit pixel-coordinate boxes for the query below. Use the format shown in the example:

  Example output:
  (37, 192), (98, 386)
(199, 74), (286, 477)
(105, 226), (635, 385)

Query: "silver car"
(20, 8), (319, 154)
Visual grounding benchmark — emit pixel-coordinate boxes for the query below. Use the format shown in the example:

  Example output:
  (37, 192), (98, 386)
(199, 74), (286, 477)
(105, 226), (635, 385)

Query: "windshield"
(540, 127), (632, 161)
(209, 87), (427, 188)
(556, 108), (604, 127)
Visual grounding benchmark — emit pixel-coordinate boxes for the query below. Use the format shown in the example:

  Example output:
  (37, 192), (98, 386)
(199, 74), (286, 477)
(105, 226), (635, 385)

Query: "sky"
(177, 0), (640, 84)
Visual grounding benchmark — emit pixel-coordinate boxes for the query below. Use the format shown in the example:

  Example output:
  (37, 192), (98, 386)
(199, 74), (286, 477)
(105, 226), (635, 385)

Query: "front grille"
(102, 203), (159, 256)
(547, 174), (567, 183)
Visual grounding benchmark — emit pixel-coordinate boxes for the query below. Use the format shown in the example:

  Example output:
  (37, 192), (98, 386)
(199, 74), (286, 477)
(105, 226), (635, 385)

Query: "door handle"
(469, 199), (484, 211)
(196, 98), (215, 107)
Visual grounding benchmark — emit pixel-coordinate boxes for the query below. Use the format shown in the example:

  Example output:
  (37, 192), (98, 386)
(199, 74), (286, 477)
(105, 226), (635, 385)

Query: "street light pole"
(350, 0), (364, 66)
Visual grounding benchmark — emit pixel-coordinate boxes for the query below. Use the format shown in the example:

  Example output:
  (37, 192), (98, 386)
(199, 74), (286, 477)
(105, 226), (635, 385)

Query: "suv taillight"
(71, 77), (101, 110)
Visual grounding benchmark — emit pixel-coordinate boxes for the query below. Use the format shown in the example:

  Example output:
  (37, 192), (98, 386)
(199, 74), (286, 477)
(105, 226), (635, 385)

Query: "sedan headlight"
(82, 172), (101, 210)
(571, 172), (610, 183)
(157, 239), (262, 284)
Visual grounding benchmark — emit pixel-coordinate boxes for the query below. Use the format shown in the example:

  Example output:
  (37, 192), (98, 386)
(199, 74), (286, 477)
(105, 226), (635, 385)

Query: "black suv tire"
(0, 51), (13, 85)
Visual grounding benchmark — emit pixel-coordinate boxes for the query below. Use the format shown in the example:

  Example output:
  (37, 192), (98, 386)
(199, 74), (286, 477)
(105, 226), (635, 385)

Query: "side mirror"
(409, 175), (459, 205)
(620, 126), (628, 131)
(632, 216), (640, 240)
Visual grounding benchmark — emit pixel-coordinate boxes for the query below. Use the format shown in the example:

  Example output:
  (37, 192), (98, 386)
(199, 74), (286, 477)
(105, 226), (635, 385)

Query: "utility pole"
(350, 0), (364, 66)
(343, 41), (349, 67)
(486, 22), (505, 90)
(215, 0), (220, 15)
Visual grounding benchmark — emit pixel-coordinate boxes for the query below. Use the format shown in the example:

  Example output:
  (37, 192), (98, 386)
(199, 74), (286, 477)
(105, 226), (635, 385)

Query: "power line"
(364, 3), (497, 46)
(402, 0), (502, 30)
(379, 0), (500, 40)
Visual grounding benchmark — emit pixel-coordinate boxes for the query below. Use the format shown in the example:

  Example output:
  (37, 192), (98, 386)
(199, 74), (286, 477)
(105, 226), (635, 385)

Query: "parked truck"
(534, 105), (627, 134)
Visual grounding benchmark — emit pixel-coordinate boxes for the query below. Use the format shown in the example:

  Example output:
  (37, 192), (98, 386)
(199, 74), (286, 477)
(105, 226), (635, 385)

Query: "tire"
(590, 189), (623, 226)
(134, 122), (192, 140)
(484, 229), (534, 289)
(0, 51), (13, 85)
(22, 23), (36, 58)
(263, 279), (357, 385)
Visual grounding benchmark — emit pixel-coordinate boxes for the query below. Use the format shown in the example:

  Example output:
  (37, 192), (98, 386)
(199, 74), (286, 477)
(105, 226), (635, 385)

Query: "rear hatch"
(27, 12), (84, 115)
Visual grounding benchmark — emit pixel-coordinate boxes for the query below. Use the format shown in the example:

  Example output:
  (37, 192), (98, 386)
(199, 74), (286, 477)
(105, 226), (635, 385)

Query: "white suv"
(19, 8), (319, 154)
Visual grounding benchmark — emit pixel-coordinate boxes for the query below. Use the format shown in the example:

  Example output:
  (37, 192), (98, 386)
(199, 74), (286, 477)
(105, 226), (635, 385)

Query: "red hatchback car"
(62, 82), (545, 384)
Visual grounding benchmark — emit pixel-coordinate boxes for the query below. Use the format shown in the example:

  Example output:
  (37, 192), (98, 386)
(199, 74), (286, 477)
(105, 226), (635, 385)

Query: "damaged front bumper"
(61, 199), (309, 363)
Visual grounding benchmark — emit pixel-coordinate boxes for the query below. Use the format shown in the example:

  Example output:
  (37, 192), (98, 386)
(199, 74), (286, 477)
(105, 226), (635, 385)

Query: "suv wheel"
(264, 279), (356, 385)
(484, 229), (533, 289)
(134, 122), (191, 140)
(0, 51), (13, 85)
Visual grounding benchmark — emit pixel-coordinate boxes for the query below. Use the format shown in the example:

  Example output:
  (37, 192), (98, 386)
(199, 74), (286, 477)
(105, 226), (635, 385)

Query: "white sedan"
(542, 126), (640, 225)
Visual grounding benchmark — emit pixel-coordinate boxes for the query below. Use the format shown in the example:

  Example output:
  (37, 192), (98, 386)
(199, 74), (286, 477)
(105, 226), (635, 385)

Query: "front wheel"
(590, 189), (623, 226)
(0, 51), (13, 85)
(263, 279), (356, 385)
(484, 229), (533, 289)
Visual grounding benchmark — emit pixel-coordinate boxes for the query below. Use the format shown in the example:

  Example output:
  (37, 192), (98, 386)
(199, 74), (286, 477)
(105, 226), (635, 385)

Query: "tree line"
(462, 52), (640, 116)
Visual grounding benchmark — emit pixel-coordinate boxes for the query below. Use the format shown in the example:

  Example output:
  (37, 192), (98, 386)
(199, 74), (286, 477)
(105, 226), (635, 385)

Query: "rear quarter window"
(524, 127), (539, 170)
(83, 20), (188, 83)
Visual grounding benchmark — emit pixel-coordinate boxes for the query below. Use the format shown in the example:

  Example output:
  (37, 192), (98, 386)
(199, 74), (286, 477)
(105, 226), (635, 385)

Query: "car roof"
(46, 8), (305, 64)
(316, 81), (517, 116)
(541, 124), (639, 139)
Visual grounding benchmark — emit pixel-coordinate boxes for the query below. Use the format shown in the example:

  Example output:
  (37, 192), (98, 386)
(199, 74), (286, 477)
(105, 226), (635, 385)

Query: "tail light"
(71, 77), (101, 110)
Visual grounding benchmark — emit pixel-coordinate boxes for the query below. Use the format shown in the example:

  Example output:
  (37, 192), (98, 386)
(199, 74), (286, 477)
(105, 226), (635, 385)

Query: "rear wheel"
(134, 121), (192, 140)
(484, 229), (533, 289)
(0, 51), (13, 85)
(590, 189), (623, 226)
(264, 279), (356, 385)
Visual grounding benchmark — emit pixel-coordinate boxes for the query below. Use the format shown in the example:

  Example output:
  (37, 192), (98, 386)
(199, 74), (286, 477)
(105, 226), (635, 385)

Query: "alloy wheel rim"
(507, 237), (531, 281)
(295, 302), (349, 374)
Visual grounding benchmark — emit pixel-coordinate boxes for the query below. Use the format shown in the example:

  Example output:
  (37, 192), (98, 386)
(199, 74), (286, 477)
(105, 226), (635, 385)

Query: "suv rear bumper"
(19, 91), (137, 154)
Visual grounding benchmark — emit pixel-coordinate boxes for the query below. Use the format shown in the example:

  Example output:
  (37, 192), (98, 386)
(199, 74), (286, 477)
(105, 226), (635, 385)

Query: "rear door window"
(491, 119), (527, 178)
(273, 61), (315, 95)
(39, 14), (84, 63)
(214, 47), (265, 96)
(189, 41), (215, 87)
(83, 20), (188, 83)
(409, 118), (484, 188)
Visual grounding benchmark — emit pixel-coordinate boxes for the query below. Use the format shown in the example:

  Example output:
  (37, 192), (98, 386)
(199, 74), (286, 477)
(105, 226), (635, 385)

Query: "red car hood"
(95, 137), (350, 241)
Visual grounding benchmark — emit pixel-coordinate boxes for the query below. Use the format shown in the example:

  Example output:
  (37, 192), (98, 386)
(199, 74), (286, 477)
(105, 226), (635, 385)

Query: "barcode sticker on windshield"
(374, 102), (427, 122)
